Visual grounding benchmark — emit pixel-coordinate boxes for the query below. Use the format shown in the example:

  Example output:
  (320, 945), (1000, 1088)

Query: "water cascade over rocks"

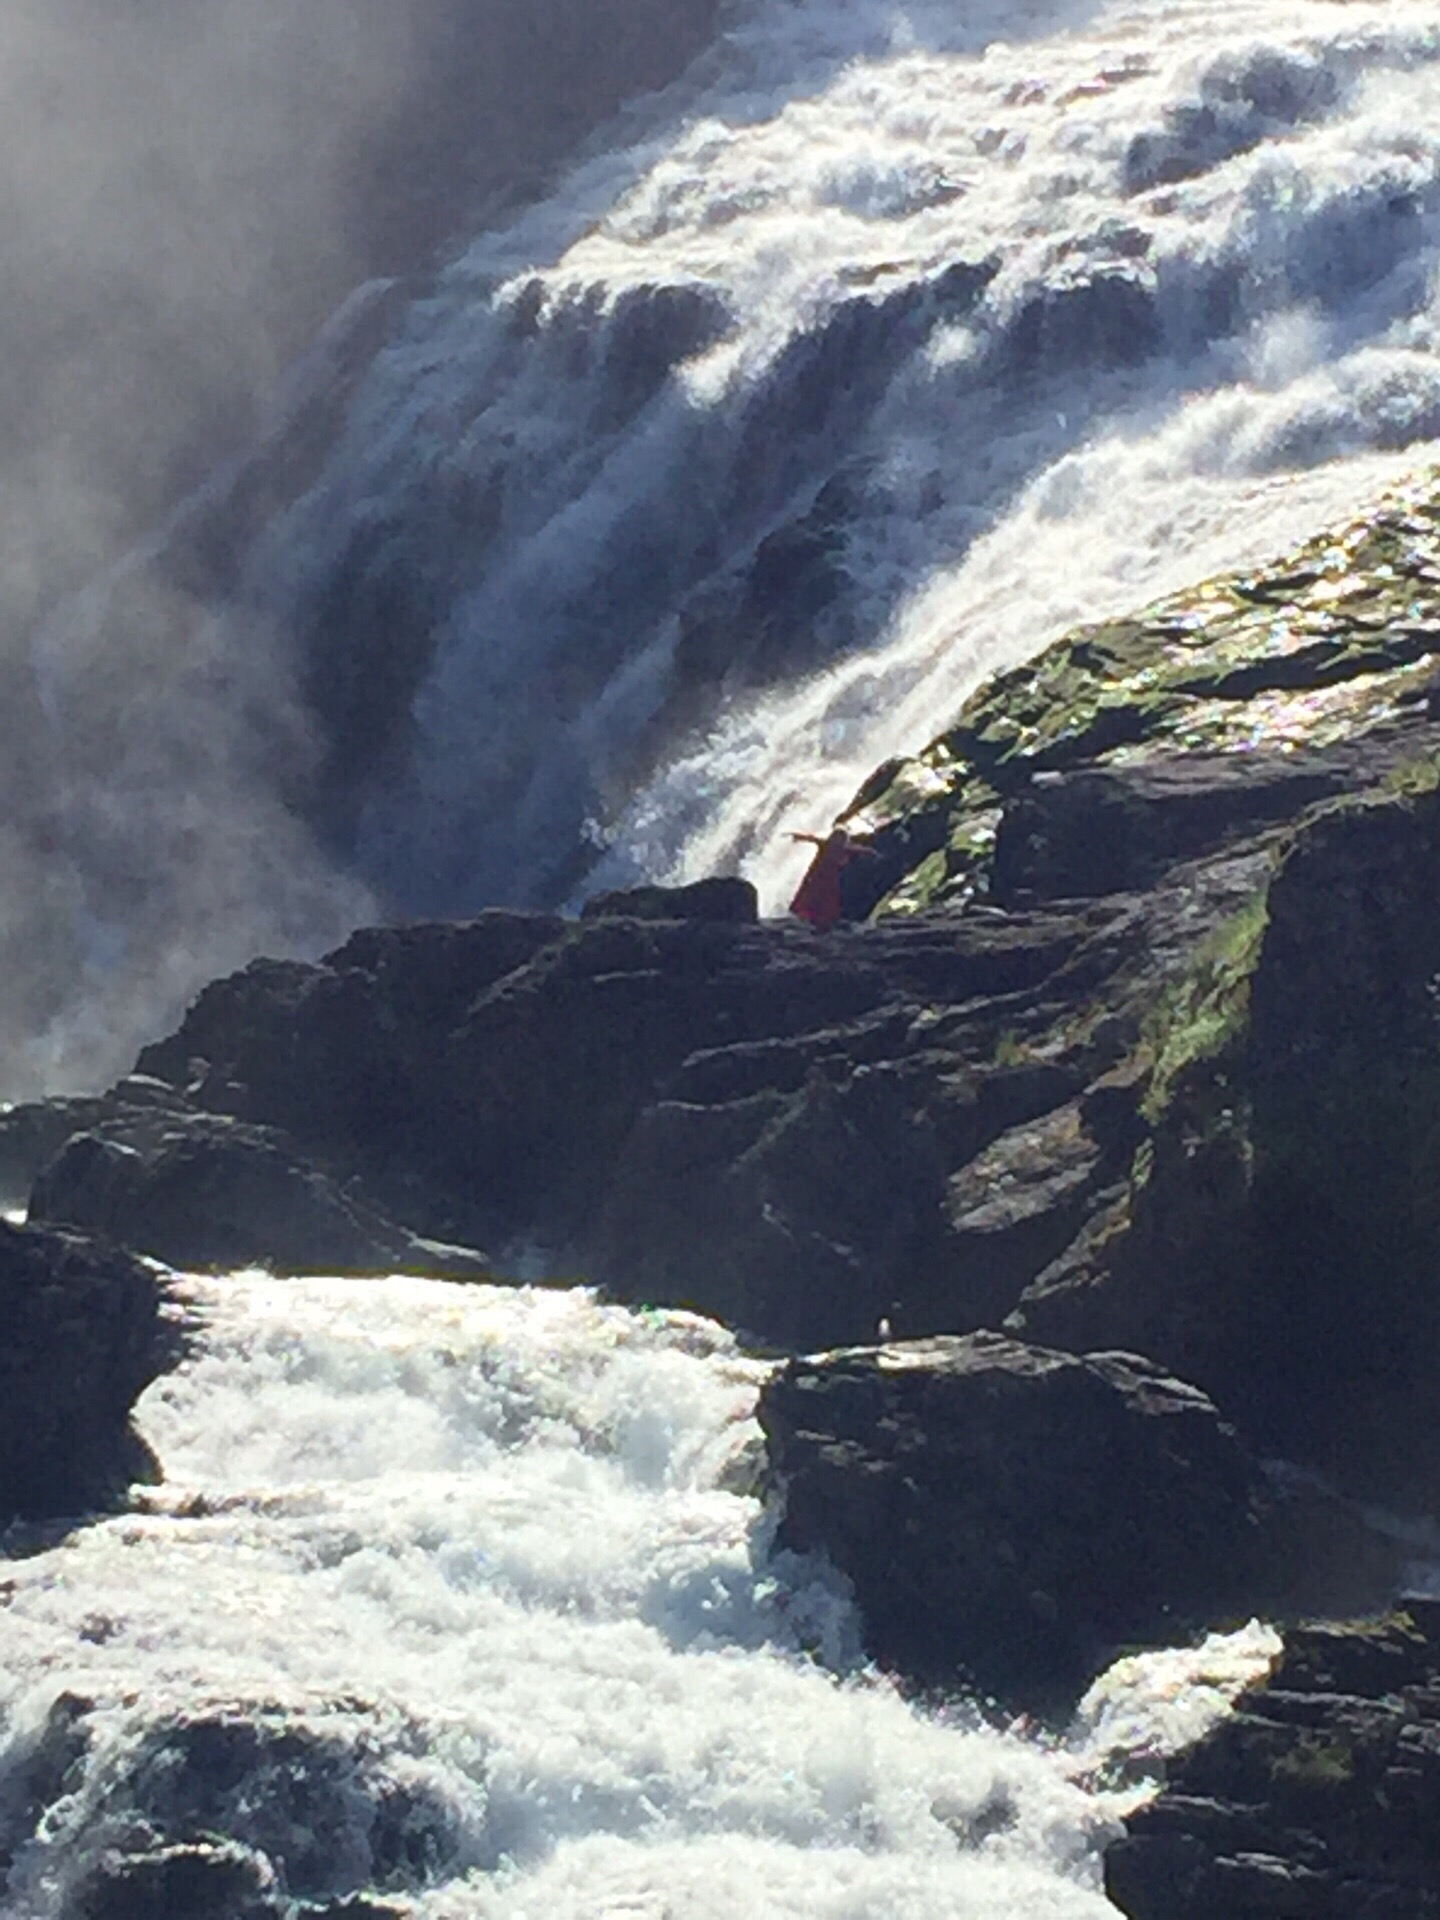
(14, 0), (1440, 1093)
(7, 0), (1440, 1907)
(0, 1273), (1273, 1917)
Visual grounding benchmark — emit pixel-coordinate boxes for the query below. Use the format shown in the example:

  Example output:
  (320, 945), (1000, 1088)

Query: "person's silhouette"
(788, 828), (874, 930)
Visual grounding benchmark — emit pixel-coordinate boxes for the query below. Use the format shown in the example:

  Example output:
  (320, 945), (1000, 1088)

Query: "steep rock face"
(1013, 784), (1440, 1506)
(1106, 1604), (1440, 1919)
(835, 472), (1440, 1507)
(0, 1220), (175, 1525)
(757, 1333), (1392, 1710)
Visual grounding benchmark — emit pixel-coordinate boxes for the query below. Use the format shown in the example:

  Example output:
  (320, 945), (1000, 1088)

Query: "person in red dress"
(788, 827), (874, 930)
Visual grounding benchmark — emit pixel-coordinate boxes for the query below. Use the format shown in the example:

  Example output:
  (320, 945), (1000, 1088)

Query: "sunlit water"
(17, 0), (1440, 1093)
(0, 1275), (1275, 1917)
(245, 0), (1440, 912)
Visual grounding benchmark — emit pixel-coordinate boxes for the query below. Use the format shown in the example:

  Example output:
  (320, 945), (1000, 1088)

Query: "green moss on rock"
(1140, 889), (1271, 1120)
(856, 472), (1440, 912)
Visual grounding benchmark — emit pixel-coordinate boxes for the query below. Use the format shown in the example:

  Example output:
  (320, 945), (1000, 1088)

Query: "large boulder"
(1106, 1601), (1440, 1919)
(757, 1332), (1394, 1709)
(0, 1219), (174, 1524)
(28, 1112), (487, 1279)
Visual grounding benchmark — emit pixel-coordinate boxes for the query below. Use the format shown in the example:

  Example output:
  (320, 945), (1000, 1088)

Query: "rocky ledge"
(1106, 1602), (1440, 1919)
(0, 1219), (176, 1528)
(6, 474), (1440, 1717)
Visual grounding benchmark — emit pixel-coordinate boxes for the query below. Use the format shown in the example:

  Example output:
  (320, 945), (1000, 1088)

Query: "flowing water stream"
(0, 1274), (1277, 1917)
(245, 0), (1440, 909)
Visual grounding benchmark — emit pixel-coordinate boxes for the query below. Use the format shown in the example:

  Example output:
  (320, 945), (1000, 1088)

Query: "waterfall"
(246, 0), (1440, 914)
(11, 0), (1440, 1095)
(0, 1273), (1275, 1917)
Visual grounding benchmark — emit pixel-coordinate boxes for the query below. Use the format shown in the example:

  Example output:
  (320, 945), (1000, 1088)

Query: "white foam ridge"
(0, 1275), (1269, 1916)
(237, 0), (1440, 918)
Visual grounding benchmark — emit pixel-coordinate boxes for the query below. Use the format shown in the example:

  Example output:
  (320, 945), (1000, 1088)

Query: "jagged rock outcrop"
(757, 1333), (1396, 1710)
(0, 1219), (175, 1525)
(1106, 1602), (1440, 1918)
(24, 891), (1155, 1333)
(28, 1110), (488, 1279)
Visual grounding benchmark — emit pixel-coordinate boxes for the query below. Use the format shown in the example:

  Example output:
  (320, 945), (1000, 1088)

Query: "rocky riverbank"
(1106, 1602), (1440, 1919)
(6, 472), (1440, 1899)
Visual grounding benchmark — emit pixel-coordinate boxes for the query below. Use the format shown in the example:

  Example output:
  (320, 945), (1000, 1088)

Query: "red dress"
(790, 839), (855, 930)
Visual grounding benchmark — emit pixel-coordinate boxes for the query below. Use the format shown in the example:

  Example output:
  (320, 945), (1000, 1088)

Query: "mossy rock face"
(837, 467), (1440, 1506)
(1014, 777), (1440, 1506)
(848, 472), (1440, 910)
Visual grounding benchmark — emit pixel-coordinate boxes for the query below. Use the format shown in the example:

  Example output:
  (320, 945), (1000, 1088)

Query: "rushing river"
(0, 1274), (1276, 1917)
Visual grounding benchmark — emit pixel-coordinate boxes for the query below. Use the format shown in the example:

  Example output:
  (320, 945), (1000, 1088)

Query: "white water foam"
(238, 0), (1440, 915)
(0, 1275), (1272, 1916)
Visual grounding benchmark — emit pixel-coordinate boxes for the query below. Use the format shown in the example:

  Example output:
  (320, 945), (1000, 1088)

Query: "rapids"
(0, 1274), (1276, 1917)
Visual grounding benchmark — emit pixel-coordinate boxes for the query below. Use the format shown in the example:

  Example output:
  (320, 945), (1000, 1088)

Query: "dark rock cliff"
(0, 1219), (176, 1527)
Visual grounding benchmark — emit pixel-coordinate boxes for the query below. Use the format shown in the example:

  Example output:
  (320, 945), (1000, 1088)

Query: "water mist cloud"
(0, 0), (726, 1100)
(0, 0), (464, 1099)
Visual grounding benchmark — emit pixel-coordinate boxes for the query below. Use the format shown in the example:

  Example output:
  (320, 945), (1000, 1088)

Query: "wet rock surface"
(1106, 1602), (1440, 1919)
(4, 1697), (461, 1920)
(0, 1220), (175, 1526)
(757, 1332), (1397, 1711)
(68, 1840), (279, 1920)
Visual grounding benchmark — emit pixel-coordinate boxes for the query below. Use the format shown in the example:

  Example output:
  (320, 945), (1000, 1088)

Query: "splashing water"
(0, 1275), (1272, 1917)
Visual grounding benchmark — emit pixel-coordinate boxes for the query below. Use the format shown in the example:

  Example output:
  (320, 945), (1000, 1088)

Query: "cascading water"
(0, 1273), (1276, 1917)
(244, 0), (1440, 916)
(13, 0), (1440, 1094)
(5, 6), (1423, 1906)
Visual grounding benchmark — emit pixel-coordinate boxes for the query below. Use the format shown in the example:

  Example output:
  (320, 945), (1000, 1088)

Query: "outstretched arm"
(789, 832), (826, 847)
